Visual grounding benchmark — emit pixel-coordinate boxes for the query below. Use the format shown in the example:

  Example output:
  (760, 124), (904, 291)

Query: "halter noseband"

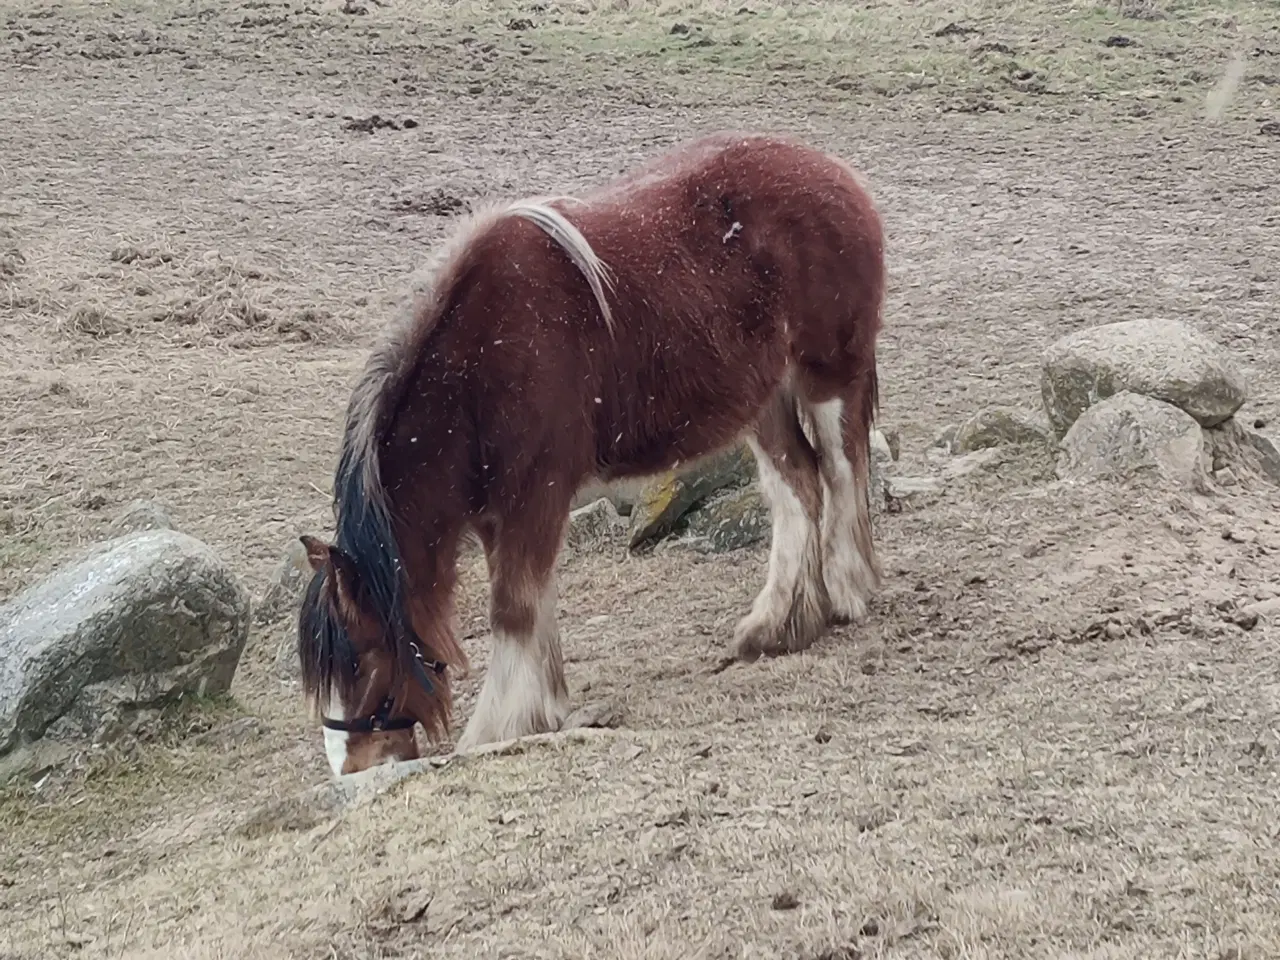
(321, 641), (447, 734)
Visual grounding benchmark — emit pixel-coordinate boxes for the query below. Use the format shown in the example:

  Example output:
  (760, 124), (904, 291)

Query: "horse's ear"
(327, 546), (363, 615)
(299, 535), (331, 573)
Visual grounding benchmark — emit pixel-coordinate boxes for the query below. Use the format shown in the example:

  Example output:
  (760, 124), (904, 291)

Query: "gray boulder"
(0, 530), (251, 768)
(953, 406), (1050, 453)
(1041, 318), (1247, 437)
(676, 485), (770, 553)
(886, 476), (945, 500)
(1056, 392), (1209, 488)
(570, 477), (641, 517)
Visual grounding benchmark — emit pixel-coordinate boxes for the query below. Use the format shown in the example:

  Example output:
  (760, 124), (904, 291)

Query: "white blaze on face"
(322, 691), (349, 777)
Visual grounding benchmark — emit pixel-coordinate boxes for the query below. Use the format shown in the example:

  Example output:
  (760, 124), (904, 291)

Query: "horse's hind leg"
(807, 370), (882, 624)
(457, 504), (571, 752)
(733, 391), (831, 660)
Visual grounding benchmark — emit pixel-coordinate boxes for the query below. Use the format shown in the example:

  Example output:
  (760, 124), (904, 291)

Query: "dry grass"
(48, 248), (356, 347)
(4, 471), (1280, 958)
(2, 0), (1280, 955)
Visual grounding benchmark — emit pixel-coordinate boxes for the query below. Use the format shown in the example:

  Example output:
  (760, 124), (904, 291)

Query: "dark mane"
(296, 305), (440, 709)
(295, 200), (528, 710)
(297, 569), (355, 710)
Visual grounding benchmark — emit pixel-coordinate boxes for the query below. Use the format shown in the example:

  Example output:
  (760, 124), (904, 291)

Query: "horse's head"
(296, 534), (447, 777)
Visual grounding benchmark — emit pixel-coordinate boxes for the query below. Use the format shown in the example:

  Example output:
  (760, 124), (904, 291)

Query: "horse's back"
(580, 132), (885, 396)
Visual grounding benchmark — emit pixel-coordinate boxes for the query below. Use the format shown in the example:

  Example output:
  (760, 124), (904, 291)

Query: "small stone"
(108, 499), (174, 536)
(952, 406), (1050, 452)
(770, 891), (800, 911)
(870, 428), (893, 463)
(562, 701), (620, 730)
(1206, 418), (1280, 485)
(566, 497), (627, 549)
(942, 448), (1003, 480)
(1234, 611), (1260, 631)
(1216, 466), (1239, 486)
(254, 539), (312, 626)
(886, 476), (944, 498)
(571, 477), (640, 516)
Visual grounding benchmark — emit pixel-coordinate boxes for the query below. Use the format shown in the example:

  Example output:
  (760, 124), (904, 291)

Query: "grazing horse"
(298, 132), (886, 776)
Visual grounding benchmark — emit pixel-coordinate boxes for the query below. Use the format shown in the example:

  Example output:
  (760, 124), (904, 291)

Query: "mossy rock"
(677, 485), (770, 553)
(628, 444), (756, 550)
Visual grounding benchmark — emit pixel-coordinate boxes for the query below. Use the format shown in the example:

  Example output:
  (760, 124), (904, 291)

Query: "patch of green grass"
(406, 0), (1280, 114)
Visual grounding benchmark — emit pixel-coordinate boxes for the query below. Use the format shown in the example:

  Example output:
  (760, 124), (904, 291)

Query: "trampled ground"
(2, 0), (1280, 956)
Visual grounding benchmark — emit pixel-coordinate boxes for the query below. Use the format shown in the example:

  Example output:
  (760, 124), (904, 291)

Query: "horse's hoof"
(732, 617), (787, 661)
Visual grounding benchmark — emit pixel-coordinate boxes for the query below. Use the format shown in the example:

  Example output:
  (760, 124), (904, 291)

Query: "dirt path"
(2, 0), (1279, 956)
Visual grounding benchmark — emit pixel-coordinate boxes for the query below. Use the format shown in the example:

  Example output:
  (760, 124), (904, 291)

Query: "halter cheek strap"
(320, 641), (448, 735)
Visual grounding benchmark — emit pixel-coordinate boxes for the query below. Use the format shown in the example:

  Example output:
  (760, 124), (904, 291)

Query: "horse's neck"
(395, 508), (467, 668)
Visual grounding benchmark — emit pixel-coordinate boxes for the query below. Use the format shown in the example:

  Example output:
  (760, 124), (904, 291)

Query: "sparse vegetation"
(1, 0), (1279, 956)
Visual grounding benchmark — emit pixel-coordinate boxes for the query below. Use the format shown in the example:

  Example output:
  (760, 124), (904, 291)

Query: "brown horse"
(298, 132), (886, 776)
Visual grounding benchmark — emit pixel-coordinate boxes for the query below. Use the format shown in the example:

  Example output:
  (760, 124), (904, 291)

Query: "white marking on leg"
(458, 576), (569, 752)
(735, 436), (826, 656)
(811, 399), (874, 621)
(748, 436), (810, 624)
(321, 692), (349, 777)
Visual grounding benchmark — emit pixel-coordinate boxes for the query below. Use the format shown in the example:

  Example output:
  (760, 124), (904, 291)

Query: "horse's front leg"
(457, 506), (571, 752)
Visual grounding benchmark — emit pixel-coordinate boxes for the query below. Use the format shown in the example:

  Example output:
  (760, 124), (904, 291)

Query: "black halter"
(321, 641), (447, 734)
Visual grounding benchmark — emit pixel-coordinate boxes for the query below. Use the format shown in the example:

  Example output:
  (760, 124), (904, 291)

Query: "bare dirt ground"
(3, 0), (1280, 956)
